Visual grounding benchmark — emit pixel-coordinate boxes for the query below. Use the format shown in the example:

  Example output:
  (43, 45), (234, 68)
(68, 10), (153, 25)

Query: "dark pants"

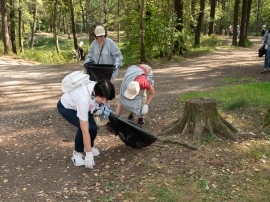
(57, 100), (97, 152)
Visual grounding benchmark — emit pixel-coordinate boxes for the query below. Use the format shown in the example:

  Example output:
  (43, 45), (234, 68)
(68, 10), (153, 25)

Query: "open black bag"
(258, 45), (266, 57)
(84, 63), (116, 81)
(106, 113), (158, 149)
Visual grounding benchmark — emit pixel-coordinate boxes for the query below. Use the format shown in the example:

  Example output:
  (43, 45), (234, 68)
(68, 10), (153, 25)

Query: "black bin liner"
(106, 113), (158, 149)
(84, 63), (116, 81)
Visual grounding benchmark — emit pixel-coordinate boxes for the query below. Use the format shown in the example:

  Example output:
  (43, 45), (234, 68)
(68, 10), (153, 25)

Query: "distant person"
(72, 50), (77, 62)
(57, 80), (115, 169)
(229, 26), (233, 37)
(261, 25), (266, 37)
(237, 25), (240, 39)
(78, 41), (85, 61)
(84, 25), (123, 81)
(261, 27), (270, 74)
(115, 64), (154, 126)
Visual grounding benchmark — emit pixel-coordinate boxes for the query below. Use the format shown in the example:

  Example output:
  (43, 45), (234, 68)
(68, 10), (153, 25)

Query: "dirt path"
(0, 37), (268, 201)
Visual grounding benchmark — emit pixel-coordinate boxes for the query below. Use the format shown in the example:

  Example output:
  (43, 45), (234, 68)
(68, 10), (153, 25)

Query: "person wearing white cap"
(262, 25), (266, 37)
(77, 41), (85, 61)
(115, 64), (154, 125)
(84, 25), (123, 81)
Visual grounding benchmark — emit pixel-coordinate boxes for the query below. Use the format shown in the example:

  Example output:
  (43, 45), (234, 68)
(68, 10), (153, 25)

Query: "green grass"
(179, 82), (270, 111)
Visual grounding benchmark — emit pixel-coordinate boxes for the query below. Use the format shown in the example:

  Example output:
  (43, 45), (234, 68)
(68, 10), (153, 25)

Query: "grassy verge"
(0, 34), (233, 67)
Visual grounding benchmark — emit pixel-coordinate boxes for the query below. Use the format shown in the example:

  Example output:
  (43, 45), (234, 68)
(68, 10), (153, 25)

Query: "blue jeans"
(57, 100), (97, 152)
(264, 49), (270, 69)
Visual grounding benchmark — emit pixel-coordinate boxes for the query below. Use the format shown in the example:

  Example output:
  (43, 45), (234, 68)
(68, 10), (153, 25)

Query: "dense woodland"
(0, 0), (270, 63)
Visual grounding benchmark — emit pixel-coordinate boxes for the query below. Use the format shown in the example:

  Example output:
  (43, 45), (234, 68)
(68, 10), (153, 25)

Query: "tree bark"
(160, 97), (238, 149)
(19, 0), (24, 54)
(53, 0), (60, 54)
(208, 0), (216, 35)
(194, 0), (205, 47)
(232, 0), (240, 46)
(86, 0), (93, 43)
(139, 0), (146, 62)
(30, 1), (38, 50)
(174, 0), (184, 55)
(99, 0), (104, 25)
(9, 1), (17, 54)
(1, 0), (11, 54)
(70, 0), (78, 50)
(239, 0), (248, 47)
(79, 0), (85, 33)
(168, 0), (175, 60)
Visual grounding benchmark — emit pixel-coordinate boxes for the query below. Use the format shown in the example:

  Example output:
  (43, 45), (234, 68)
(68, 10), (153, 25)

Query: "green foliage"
(179, 82), (270, 111)
(20, 37), (89, 64)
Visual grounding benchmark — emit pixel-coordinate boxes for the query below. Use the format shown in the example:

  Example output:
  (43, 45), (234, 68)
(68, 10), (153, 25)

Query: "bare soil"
(0, 37), (268, 201)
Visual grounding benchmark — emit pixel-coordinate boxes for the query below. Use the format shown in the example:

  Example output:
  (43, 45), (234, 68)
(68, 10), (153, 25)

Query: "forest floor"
(1, 37), (270, 202)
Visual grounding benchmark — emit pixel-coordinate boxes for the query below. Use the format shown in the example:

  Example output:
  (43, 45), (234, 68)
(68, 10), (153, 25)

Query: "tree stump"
(160, 97), (238, 149)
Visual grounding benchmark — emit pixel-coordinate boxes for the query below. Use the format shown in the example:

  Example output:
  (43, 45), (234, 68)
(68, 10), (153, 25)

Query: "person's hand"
(85, 152), (95, 169)
(114, 64), (119, 69)
(141, 104), (149, 115)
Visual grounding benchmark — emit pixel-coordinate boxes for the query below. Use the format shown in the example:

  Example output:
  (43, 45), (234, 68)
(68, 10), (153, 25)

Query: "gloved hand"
(141, 104), (149, 115)
(85, 152), (95, 169)
(114, 64), (119, 69)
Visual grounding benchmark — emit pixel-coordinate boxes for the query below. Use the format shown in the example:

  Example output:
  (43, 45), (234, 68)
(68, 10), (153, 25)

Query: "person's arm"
(110, 40), (123, 67)
(115, 101), (123, 115)
(145, 86), (155, 105)
(84, 42), (95, 64)
(79, 119), (92, 152)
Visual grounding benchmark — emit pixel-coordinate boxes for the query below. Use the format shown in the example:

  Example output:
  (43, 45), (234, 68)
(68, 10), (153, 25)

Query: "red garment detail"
(134, 75), (151, 90)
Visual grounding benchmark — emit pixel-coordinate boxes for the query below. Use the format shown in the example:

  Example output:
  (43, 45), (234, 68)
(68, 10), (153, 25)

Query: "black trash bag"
(258, 45), (266, 57)
(106, 113), (158, 149)
(84, 63), (116, 81)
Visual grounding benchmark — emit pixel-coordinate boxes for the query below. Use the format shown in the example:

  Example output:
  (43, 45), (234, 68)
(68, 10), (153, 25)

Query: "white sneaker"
(71, 150), (85, 166)
(92, 147), (100, 156)
(84, 147), (100, 156)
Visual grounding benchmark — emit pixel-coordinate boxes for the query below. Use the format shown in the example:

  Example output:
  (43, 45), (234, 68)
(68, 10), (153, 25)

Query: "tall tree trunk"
(117, 0), (120, 43)
(70, 0), (78, 50)
(168, 0), (175, 60)
(53, 0), (60, 54)
(30, 1), (38, 50)
(208, 0), (216, 35)
(139, 0), (146, 62)
(9, 1), (17, 54)
(99, 0), (104, 25)
(245, 0), (252, 38)
(239, 0), (248, 47)
(86, 0), (93, 43)
(1, 0), (11, 54)
(194, 0), (205, 47)
(232, 0), (240, 46)
(174, 0), (184, 55)
(79, 0), (85, 33)
(255, 0), (261, 37)
(19, 0), (24, 54)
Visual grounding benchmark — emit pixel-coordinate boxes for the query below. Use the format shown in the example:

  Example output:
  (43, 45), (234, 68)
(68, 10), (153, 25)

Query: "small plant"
(222, 77), (238, 83)
(202, 133), (218, 143)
